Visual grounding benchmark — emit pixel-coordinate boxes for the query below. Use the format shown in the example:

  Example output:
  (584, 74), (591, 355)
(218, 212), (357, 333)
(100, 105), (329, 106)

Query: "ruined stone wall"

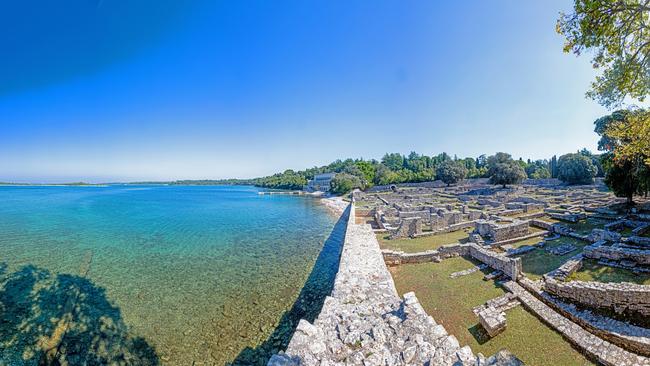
(583, 244), (650, 265)
(475, 220), (529, 242)
(270, 202), (486, 365)
(466, 244), (522, 280)
(390, 217), (422, 239)
(543, 277), (650, 318)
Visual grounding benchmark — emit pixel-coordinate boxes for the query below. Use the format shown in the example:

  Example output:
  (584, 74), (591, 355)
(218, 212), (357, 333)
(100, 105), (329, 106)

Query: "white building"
(305, 173), (336, 192)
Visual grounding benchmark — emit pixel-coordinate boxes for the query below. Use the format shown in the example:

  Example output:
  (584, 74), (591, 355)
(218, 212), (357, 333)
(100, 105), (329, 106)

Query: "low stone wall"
(505, 280), (650, 366)
(530, 219), (553, 230)
(467, 244), (522, 280)
(382, 244), (468, 266)
(583, 243), (650, 266)
(383, 243), (521, 280)
(543, 276), (650, 318)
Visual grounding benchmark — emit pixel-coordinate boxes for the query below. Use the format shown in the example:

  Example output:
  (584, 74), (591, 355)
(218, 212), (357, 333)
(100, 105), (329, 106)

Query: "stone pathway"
(503, 281), (650, 366)
(269, 205), (519, 365)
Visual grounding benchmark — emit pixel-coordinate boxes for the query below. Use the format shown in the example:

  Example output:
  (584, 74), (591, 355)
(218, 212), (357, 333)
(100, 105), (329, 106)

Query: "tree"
(381, 153), (405, 171)
(600, 109), (650, 166)
(487, 152), (527, 188)
(557, 153), (597, 184)
(595, 109), (650, 203)
(525, 160), (551, 179)
(330, 173), (365, 195)
(436, 160), (467, 187)
(557, 0), (650, 108)
(549, 155), (559, 178)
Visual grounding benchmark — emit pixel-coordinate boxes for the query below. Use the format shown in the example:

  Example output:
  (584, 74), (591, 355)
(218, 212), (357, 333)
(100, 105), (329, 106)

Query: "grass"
(565, 217), (608, 235)
(515, 237), (589, 280)
(377, 229), (471, 253)
(618, 227), (634, 236)
(505, 236), (544, 249)
(389, 258), (593, 366)
(568, 260), (650, 285)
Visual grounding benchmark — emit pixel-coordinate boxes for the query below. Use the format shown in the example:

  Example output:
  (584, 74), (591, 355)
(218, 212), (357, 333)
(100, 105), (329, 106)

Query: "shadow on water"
(230, 206), (350, 365)
(0, 262), (159, 365)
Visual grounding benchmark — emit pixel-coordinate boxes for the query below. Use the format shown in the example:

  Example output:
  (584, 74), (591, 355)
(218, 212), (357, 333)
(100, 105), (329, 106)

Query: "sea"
(0, 184), (345, 365)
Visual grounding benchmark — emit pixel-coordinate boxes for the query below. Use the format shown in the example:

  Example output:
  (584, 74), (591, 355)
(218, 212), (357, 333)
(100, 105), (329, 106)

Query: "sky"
(0, 1), (613, 183)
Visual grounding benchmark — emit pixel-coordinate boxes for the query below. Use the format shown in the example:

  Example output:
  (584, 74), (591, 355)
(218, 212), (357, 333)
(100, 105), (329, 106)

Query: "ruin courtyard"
(353, 180), (650, 365)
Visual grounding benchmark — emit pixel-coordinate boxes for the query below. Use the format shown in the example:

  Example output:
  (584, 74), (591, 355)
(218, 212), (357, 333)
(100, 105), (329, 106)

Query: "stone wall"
(543, 276), (650, 318)
(474, 220), (529, 243)
(467, 244), (522, 280)
(382, 243), (521, 280)
(390, 217), (422, 239)
(583, 243), (650, 266)
(269, 202), (491, 365)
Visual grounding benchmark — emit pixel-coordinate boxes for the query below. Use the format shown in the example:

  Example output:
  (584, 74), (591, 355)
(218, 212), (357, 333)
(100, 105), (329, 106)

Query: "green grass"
(389, 258), (594, 366)
(505, 236), (544, 249)
(515, 237), (589, 280)
(618, 227), (634, 236)
(565, 218), (608, 235)
(568, 260), (650, 285)
(377, 229), (470, 253)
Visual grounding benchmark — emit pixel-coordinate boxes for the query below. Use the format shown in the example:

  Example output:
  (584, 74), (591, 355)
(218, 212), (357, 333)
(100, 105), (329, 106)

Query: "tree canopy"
(557, 153), (597, 184)
(435, 160), (467, 186)
(487, 153), (527, 188)
(557, 0), (650, 108)
(595, 108), (650, 203)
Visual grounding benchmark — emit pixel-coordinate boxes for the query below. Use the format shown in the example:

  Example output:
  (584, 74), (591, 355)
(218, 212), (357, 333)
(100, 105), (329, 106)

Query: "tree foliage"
(557, 153), (597, 184)
(557, 0), (650, 107)
(487, 152), (527, 187)
(330, 173), (365, 195)
(595, 108), (650, 203)
(435, 160), (467, 186)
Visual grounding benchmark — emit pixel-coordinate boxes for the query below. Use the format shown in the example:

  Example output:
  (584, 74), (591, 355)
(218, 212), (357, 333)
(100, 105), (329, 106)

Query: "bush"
(557, 153), (597, 185)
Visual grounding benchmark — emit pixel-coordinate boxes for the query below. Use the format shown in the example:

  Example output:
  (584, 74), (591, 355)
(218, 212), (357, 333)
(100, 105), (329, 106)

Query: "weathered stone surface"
(477, 306), (507, 337)
(504, 280), (650, 366)
(390, 217), (423, 239)
(270, 203), (485, 365)
(474, 219), (529, 243)
(543, 276), (650, 318)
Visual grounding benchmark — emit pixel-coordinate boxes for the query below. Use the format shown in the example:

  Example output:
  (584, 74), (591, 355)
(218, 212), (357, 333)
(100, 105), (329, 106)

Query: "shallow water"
(0, 185), (344, 365)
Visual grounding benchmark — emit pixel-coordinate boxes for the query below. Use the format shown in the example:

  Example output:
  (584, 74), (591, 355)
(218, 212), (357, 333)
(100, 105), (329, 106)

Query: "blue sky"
(0, 1), (610, 182)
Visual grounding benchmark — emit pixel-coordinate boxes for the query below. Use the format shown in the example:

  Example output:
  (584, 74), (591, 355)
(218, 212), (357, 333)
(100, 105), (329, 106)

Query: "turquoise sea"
(0, 185), (345, 365)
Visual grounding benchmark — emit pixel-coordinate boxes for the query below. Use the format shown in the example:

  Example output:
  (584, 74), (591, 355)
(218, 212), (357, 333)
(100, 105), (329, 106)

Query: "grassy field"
(569, 260), (650, 285)
(389, 258), (593, 365)
(515, 237), (589, 280)
(566, 217), (608, 235)
(377, 229), (471, 253)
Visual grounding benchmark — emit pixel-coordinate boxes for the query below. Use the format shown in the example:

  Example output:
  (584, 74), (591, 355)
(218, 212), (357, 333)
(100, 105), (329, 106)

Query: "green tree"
(487, 152), (527, 188)
(330, 173), (365, 195)
(595, 109), (650, 203)
(557, 0), (650, 107)
(557, 153), (597, 184)
(435, 160), (467, 187)
(381, 153), (405, 171)
(525, 160), (551, 179)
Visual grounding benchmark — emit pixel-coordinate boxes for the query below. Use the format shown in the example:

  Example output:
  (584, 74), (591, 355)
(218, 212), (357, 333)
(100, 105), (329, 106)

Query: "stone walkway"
(269, 204), (517, 365)
(503, 281), (650, 366)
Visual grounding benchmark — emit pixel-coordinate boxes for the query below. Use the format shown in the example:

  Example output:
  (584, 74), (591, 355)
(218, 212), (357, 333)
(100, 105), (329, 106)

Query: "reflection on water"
(0, 185), (344, 365)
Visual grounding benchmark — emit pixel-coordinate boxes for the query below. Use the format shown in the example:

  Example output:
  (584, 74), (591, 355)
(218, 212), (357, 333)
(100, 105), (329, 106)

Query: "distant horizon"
(0, 1), (619, 182)
(1, 148), (598, 184)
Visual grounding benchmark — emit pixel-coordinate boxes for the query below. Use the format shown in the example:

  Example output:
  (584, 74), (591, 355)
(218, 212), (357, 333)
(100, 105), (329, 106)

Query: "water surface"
(0, 185), (343, 365)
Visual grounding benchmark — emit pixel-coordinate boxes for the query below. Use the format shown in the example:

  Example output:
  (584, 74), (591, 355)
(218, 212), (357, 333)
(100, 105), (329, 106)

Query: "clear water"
(0, 185), (344, 365)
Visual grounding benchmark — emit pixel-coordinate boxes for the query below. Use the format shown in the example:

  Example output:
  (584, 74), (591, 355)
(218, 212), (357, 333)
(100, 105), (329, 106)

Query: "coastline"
(320, 196), (348, 216)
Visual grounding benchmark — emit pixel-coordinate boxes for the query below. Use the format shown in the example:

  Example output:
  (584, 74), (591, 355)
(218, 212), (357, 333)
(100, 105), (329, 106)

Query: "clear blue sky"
(0, 1), (609, 183)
